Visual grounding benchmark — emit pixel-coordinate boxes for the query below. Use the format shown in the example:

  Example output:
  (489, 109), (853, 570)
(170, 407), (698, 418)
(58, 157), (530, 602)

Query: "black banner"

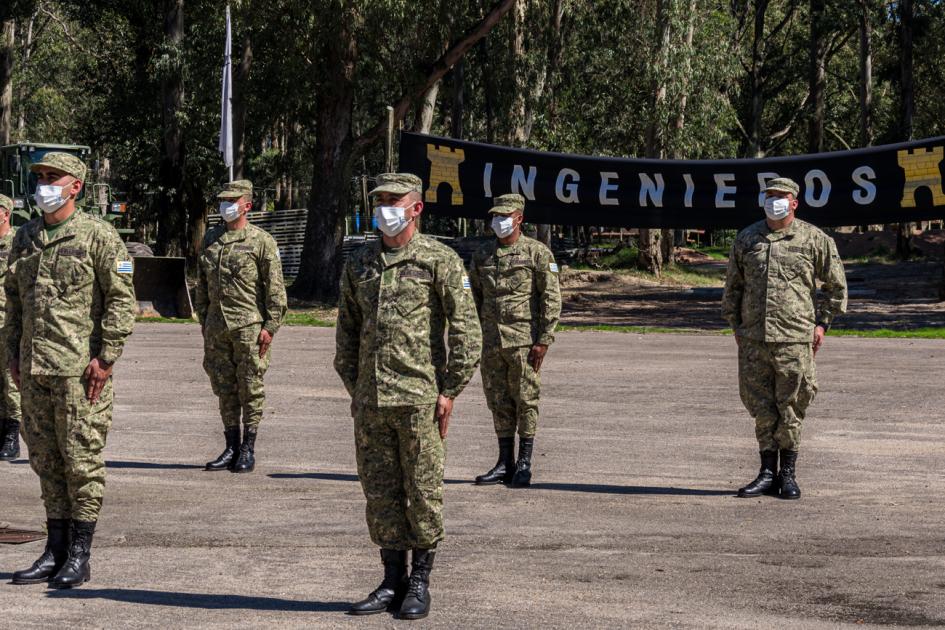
(398, 132), (945, 229)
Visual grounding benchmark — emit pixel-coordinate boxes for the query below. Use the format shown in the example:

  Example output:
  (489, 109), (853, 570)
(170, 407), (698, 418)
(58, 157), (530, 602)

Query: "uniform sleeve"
(333, 261), (362, 397)
(468, 252), (483, 315)
(721, 241), (744, 330)
(815, 235), (848, 328)
(3, 235), (24, 360)
(94, 230), (137, 365)
(534, 246), (561, 346)
(437, 254), (482, 399)
(260, 237), (288, 335)
(194, 236), (209, 326)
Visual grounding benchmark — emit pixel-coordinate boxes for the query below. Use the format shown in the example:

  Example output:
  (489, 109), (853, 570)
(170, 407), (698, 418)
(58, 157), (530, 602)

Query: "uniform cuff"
(99, 345), (123, 365)
(536, 334), (554, 346)
(263, 321), (280, 335)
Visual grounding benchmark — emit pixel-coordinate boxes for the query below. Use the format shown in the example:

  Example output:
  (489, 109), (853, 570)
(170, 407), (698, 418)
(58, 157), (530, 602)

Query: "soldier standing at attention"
(0, 194), (22, 461)
(469, 194), (561, 487)
(335, 173), (481, 620)
(6, 152), (136, 587)
(196, 180), (287, 473)
(722, 177), (847, 500)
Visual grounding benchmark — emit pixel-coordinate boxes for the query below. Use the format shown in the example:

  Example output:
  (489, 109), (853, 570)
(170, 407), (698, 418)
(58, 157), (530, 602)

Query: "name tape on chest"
(116, 260), (134, 274)
(232, 244), (255, 253)
(400, 267), (433, 282)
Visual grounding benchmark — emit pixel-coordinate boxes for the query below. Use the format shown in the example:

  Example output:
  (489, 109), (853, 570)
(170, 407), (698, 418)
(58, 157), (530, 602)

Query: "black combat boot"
(231, 427), (257, 473)
(205, 427), (240, 471)
(509, 437), (534, 488)
(349, 549), (409, 615)
(475, 437), (515, 485)
(0, 419), (20, 461)
(779, 449), (801, 500)
(11, 519), (70, 584)
(737, 450), (779, 498)
(51, 520), (95, 588)
(399, 548), (435, 620)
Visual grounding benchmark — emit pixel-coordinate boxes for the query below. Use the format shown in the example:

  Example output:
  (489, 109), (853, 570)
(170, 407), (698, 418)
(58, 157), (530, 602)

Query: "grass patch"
(830, 327), (945, 339)
(284, 310), (336, 327)
(690, 245), (730, 260)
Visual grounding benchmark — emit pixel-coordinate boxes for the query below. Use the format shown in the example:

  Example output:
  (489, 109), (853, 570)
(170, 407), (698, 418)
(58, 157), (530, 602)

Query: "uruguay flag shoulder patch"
(116, 260), (134, 274)
(462, 275), (471, 289)
(549, 262), (559, 273)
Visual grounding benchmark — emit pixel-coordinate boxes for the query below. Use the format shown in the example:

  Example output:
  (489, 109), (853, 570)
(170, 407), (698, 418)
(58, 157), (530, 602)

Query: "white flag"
(218, 4), (233, 172)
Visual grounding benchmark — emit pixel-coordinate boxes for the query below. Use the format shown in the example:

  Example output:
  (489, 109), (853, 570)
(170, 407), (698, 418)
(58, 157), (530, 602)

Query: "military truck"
(0, 142), (192, 318)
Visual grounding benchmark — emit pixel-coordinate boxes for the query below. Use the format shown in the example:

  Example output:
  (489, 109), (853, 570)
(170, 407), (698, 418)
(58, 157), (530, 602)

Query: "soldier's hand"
(528, 344), (548, 372)
(83, 358), (113, 403)
(9, 358), (19, 388)
(435, 394), (453, 439)
(812, 325), (826, 356)
(258, 329), (273, 358)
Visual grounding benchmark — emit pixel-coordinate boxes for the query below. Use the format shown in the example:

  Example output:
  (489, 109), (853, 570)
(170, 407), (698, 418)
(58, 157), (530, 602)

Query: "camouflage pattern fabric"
(469, 234), (561, 349)
(480, 347), (539, 438)
(3, 210), (137, 375)
(738, 338), (817, 451)
(20, 374), (113, 521)
(722, 218), (847, 342)
(195, 223), (287, 334)
(217, 179), (253, 199)
(354, 404), (444, 549)
(334, 232), (482, 407)
(0, 230), (21, 422)
(202, 310), (269, 429)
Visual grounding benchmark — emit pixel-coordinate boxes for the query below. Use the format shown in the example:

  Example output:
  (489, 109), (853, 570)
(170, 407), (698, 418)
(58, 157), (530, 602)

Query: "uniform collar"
(380, 231), (420, 267)
(36, 210), (85, 247)
(763, 217), (799, 242)
(495, 235), (524, 257)
(219, 225), (249, 244)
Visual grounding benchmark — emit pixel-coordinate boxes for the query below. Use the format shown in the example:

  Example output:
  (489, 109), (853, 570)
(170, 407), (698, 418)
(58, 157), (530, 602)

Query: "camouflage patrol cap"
(29, 152), (87, 181)
(488, 193), (525, 215)
(0, 194), (12, 212)
(369, 172), (422, 196)
(764, 177), (800, 197)
(217, 179), (253, 199)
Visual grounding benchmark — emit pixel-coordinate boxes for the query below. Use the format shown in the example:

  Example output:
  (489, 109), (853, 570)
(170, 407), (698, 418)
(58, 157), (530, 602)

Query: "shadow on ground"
(45, 588), (349, 612)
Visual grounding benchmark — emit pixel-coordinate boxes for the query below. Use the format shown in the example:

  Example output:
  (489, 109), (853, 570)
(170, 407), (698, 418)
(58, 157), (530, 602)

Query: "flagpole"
(219, 4), (234, 181)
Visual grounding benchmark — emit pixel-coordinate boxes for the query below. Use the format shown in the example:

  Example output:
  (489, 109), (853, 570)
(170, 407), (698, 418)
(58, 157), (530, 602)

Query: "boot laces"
(406, 573), (426, 598)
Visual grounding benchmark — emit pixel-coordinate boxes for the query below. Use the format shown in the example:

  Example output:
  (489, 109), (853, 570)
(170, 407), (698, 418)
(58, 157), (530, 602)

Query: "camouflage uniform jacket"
(195, 223), (287, 334)
(334, 232), (482, 407)
(722, 218), (847, 343)
(0, 230), (15, 329)
(3, 211), (136, 375)
(469, 235), (561, 349)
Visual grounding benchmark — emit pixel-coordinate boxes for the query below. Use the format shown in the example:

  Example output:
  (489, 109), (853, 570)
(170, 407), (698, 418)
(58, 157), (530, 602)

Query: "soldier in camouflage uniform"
(6, 152), (136, 588)
(469, 194), (561, 488)
(335, 172), (481, 620)
(722, 177), (847, 500)
(0, 194), (23, 461)
(195, 179), (287, 474)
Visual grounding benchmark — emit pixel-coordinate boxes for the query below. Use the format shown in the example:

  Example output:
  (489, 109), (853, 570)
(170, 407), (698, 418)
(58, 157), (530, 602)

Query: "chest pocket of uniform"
(394, 266), (433, 318)
(507, 264), (533, 291)
(743, 244), (769, 278)
(354, 271), (381, 313)
(781, 246), (813, 281)
(54, 247), (93, 295)
(226, 247), (258, 284)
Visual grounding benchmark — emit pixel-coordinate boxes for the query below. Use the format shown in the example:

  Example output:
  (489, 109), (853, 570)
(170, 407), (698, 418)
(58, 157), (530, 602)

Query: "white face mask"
(219, 201), (242, 223)
(34, 184), (70, 214)
(491, 215), (517, 238)
(374, 203), (413, 237)
(764, 196), (791, 220)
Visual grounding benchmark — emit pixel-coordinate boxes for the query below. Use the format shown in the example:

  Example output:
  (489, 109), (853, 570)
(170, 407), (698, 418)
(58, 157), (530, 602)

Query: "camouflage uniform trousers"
(738, 338), (818, 452)
(354, 404), (445, 550)
(0, 347), (21, 423)
(203, 319), (270, 429)
(481, 346), (540, 439)
(20, 373), (113, 522)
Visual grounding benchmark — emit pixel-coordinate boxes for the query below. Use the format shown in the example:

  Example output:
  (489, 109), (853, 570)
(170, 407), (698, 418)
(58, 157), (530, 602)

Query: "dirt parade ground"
(1, 324), (944, 628)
